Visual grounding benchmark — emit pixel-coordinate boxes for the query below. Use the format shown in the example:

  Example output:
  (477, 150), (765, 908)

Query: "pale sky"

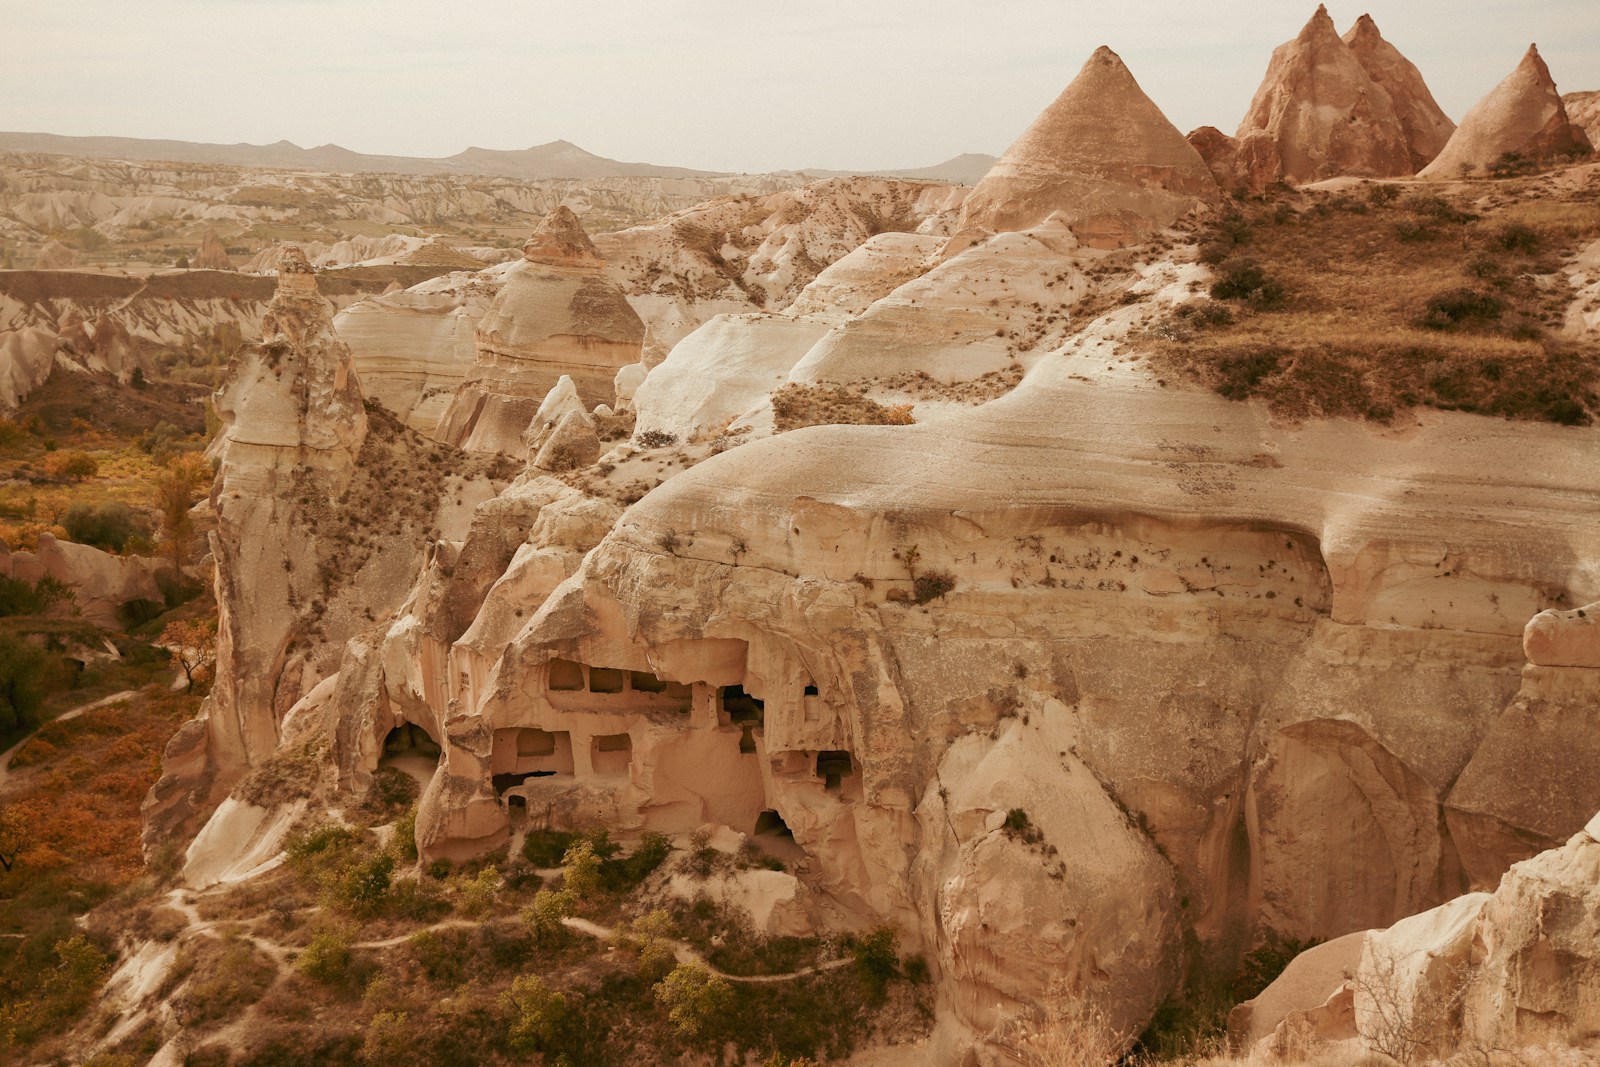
(3, 0), (1596, 173)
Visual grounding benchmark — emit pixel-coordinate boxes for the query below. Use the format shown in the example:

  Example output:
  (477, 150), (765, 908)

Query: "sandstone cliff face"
(957, 46), (1218, 247)
(1234, 6), (1414, 188)
(434, 208), (644, 454)
(1419, 46), (1593, 179)
(334, 270), (502, 435)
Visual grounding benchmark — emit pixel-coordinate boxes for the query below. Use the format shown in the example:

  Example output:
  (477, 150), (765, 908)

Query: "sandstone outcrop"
(0, 534), (163, 628)
(1342, 14), (1455, 170)
(396, 241), (486, 271)
(1564, 90), (1600, 146)
(192, 227), (233, 271)
(144, 246), (508, 843)
(956, 46), (1218, 247)
(1233, 6), (1414, 187)
(335, 271), (501, 434)
(435, 208), (644, 454)
(1419, 46), (1593, 179)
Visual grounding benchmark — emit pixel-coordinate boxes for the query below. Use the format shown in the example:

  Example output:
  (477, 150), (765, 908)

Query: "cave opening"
(722, 685), (764, 725)
(816, 750), (855, 792)
(754, 809), (794, 840)
(382, 722), (442, 759)
(591, 732), (633, 776)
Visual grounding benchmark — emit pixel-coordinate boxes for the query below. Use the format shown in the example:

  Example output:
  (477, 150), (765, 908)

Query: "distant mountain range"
(0, 131), (995, 185)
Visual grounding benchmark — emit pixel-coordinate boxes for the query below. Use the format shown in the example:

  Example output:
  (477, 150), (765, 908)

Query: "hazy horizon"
(5, 0), (1596, 174)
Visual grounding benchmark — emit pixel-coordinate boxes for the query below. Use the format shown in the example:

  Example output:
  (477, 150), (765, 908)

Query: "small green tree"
(523, 888), (574, 947)
(654, 963), (734, 1041)
(560, 837), (603, 898)
(502, 974), (567, 1053)
(296, 929), (351, 983)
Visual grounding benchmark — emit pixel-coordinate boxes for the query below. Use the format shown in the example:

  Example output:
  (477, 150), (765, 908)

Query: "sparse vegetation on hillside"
(771, 383), (916, 432)
(1151, 171), (1600, 424)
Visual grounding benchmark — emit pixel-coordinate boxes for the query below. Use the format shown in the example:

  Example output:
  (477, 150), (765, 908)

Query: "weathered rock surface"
(435, 208), (644, 454)
(334, 270), (501, 434)
(1419, 45), (1593, 179)
(1342, 14), (1455, 170)
(956, 46), (1218, 247)
(1234, 6), (1414, 187)
(0, 534), (163, 628)
(1564, 90), (1600, 146)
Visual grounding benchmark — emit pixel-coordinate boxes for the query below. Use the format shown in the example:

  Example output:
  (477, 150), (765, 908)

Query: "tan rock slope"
(1419, 45), (1593, 178)
(1233, 6), (1413, 187)
(434, 207), (644, 454)
(956, 46), (1219, 247)
(34, 239), (78, 270)
(1342, 13), (1455, 170)
(192, 227), (233, 271)
(1564, 89), (1600, 145)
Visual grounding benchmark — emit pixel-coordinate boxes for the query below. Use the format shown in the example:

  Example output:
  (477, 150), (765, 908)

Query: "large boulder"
(956, 46), (1219, 248)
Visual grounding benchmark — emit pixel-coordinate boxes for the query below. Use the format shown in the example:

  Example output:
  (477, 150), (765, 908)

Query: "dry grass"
(771, 383), (916, 432)
(1150, 169), (1600, 424)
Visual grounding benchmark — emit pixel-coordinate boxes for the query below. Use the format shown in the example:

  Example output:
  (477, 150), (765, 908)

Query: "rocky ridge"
(129, 17), (1600, 1067)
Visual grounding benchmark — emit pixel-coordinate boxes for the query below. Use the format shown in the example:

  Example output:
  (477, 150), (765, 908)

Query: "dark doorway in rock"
(548, 658), (585, 691)
(382, 723), (442, 759)
(754, 809), (794, 840)
(739, 723), (757, 754)
(493, 770), (556, 795)
(816, 750), (854, 792)
(722, 685), (764, 725)
(803, 684), (818, 696)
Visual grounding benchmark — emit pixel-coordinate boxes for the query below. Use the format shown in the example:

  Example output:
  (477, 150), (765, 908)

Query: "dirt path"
(0, 689), (137, 787)
(559, 915), (852, 984)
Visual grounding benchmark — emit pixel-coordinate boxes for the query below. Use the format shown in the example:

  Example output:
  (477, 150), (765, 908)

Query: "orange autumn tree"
(160, 618), (217, 691)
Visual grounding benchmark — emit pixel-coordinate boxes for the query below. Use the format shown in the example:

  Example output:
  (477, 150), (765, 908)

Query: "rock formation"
(335, 272), (501, 435)
(192, 227), (232, 271)
(1342, 14), (1455, 170)
(1564, 89), (1600, 146)
(145, 247), (509, 842)
(34, 239), (78, 270)
(1419, 46), (1593, 179)
(1233, 6), (1414, 187)
(434, 207), (644, 454)
(956, 46), (1219, 247)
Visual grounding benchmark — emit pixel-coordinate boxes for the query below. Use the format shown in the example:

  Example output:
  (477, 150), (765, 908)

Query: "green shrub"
(850, 927), (899, 1005)
(393, 807), (418, 862)
(503, 974), (568, 1053)
(60, 501), (148, 553)
(295, 929), (351, 983)
(655, 963), (734, 1042)
(1419, 288), (1504, 331)
(1209, 259), (1286, 310)
(521, 828), (578, 868)
(328, 851), (394, 914)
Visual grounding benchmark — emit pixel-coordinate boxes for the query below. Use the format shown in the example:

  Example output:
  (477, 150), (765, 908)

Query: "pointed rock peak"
(955, 45), (1218, 246)
(523, 206), (602, 269)
(1341, 13), (1456, 170)
(1299, 4), (1339, 40)
(1418, 41), (1590, 178)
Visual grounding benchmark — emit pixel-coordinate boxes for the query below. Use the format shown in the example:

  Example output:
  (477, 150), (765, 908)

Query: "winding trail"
(559, 915), (853, 984)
